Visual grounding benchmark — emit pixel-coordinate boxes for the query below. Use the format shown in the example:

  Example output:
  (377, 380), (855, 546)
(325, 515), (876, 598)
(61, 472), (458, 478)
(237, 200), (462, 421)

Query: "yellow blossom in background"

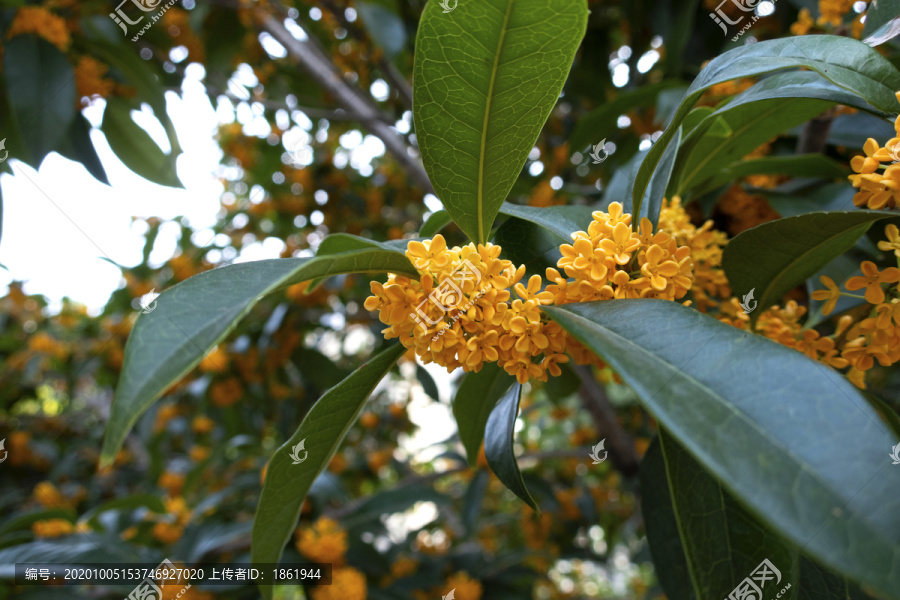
(33, 481), (74, 509)
(158, 471), (186, 496)
(74, 56), (115, 102)
(210, 378), (243, 407)
(191, 415), (215, 435)
(7, 7), (71, 51)
(32, 519), (75, 538)
(152, 521), (184, 544)
(816, 0), (853, 27)
(189, 446), (210, 462)
(198, 346), (229, 372)
(790, 8), (814, 35)
(445, 571), (483, 600)
(295, 517), (348, 565)
(154, 403), (181, 432)
(310, 567), (366, 600)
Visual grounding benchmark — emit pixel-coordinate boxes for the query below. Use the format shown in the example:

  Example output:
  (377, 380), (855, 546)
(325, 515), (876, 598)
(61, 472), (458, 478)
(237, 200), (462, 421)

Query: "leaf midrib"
(548, 306), (888, 543)
(477, 0), (514, 244)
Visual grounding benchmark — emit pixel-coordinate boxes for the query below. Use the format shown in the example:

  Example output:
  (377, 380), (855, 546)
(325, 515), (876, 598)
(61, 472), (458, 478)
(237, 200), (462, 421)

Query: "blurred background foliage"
(0, 0), (897, 598)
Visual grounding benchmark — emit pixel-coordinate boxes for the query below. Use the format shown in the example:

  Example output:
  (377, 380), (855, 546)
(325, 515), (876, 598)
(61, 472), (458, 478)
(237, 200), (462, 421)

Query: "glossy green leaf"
(462, 469), (490, 537)
(568, 80), (684, 154)
(862, 0), (900, 38)
(101, 250), (417, 467)
(57, 114), (109, 185)
(674, 70), (877, 195)
(640, 438), (697, 600)
(420, 209), (452, 238)
(658, 429), (799, 599)
(452, 362), (516, 465)
(356, 1), (407, 59)
(699, 154), (849, 197)
(251, 343), (405, 599)
(798, 556), (878, 600)
(413, 0), (589, 243)
(416, 363), (440, 401)
(761, 183), (856, 218)
(544, 300), (900, 599)
(632, 36), (900, 220)
(484, 381), (538, 511)
(101, 97), (182, 189)
(722, 211), (895, 315)
(498, 202), (594, 241)
(3, 36), (75, 165)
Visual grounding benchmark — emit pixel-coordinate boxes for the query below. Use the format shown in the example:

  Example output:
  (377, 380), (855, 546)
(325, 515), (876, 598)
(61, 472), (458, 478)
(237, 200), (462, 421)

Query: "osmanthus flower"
(877, 224), (900, 258)
(366, 204), (695, 384)
(845, 261), (900, 304)
(848, 98), (900, 210)
(295, 517), (348, 565)
(810, 275), (841, 316)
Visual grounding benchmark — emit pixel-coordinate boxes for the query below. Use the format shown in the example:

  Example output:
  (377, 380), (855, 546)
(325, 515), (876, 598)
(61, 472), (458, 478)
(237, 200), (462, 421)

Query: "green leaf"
(0, 509), (76, 538)
(251, 343), (405, 599)
(343, 486), (450, 529)
(56, 114), (109, 185)
(568, 80), (685, 154)
(722, 211), (895, 315)
(761, 183), (856, 218)
(543, 300), (900, 599)
(862, 0), (900, 38)
(641, 438), (697, 600)
(452, 362), (516, 465)
(101, 97), (182, 189)
(2, 36), (75, 165)
(484, 381), (538, 511)
(101, 251), (417, 467)
(413, 0), (589, 244)
(658, 429), (799, 599)
(79, 494), (166, 530)
(632, 36), (900, 220)
(699, 154), (849, 197)
(798, 556), (877, 600)
(416, 363), (440, 401)
(356, 1), (408, 59)
(498, 202), (594, 241)
(645, 126), (680, 227)
(420, 210), (452, 238)
(462, 469), (489, 537)
(674, 71), (877, 196)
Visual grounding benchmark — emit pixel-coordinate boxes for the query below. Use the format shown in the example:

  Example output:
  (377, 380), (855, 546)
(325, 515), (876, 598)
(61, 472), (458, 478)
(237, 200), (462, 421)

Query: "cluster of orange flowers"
(848, 94), (900, 210)
(294, 518), (367, 600)
(791, 0), (863, 36)
(365, 202), (696, 383)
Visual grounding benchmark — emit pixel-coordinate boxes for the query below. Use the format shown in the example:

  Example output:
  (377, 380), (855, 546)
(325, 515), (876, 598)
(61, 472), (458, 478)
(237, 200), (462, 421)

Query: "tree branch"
(254, 9), (434, 192)
(573, 364), (641, 478)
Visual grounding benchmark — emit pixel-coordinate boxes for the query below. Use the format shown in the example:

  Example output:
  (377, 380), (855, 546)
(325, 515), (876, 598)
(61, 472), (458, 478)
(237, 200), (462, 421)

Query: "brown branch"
(316, 0), (414, 109)
(796, 113), (835, 155)
(573, 364), (641, 478)
(254, 9), (434, 192)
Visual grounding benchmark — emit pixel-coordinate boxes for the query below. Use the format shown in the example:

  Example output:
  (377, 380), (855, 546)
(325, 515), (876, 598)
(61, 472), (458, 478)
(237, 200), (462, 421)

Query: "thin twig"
(573, 364), (641, 477)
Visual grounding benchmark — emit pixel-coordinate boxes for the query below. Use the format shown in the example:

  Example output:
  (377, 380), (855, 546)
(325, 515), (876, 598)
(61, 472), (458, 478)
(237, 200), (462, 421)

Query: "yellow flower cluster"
(295, 517), (348, 565)
(657, 197), (729, 311)
(7, 7), (71, 51)
(152, 496), (192, 544)
(816, 0), (853, 27)
(311, 567), (366, 600)
(445, 571), (483, 600)
(75, 56), (115, 103)
(849, 97), (900, 210)
(366, 203), (694, 384)
(790, 8), (815, 35)
(32, 518), (76, 538)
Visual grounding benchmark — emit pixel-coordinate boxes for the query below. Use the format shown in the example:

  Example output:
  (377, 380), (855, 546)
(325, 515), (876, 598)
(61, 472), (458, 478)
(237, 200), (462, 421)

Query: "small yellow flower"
(295, 517), (348, 565)
(877, 224), (900, 258)
(32, 519), (75, 538)
(846, 261), (900, 304)
(7, 7), (71, 51)
(445, 571), (483, 600)
(310, 567), (366, 600)
(191, 415), (215, 435)
(810, 275), (841, 316)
